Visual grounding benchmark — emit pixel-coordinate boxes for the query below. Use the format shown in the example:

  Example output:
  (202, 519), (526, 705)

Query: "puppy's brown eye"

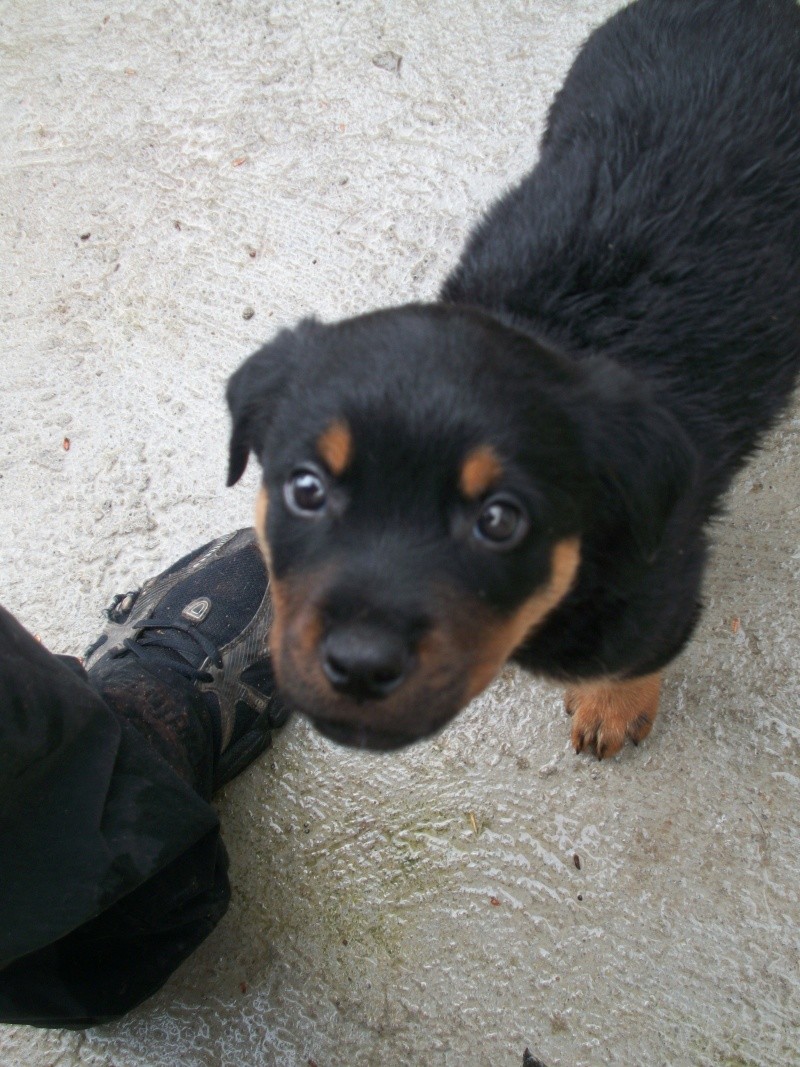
(285, 467), (328, 516)
(474, 497), (528, 550)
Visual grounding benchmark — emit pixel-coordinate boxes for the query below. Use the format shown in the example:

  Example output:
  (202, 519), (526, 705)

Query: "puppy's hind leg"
(565, 673), (662, 759)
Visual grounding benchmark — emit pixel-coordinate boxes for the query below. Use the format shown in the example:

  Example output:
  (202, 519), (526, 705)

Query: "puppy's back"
(443, 0), (800, 476)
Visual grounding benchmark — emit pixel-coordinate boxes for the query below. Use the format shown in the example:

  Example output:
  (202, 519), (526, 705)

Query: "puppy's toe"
(627, 709), (656, 746)
(564, 673), (662, 759)
(569, 703), (627, 759)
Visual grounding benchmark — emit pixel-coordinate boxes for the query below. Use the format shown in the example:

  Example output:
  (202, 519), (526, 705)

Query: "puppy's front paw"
(565, 673), (662, 758)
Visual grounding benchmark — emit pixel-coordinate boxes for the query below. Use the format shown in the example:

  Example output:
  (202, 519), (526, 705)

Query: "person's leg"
(0, 529), (288, 1027)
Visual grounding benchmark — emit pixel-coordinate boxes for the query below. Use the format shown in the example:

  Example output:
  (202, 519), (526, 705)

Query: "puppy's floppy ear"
(579, 358), (699, 561)
(226, 320), (316, 486)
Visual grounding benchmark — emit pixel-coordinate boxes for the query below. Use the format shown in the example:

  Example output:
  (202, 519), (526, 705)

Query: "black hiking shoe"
(85, 528), (290, 796)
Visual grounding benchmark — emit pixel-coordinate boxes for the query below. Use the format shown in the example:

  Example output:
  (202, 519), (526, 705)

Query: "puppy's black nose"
(322, 623), (409, 700)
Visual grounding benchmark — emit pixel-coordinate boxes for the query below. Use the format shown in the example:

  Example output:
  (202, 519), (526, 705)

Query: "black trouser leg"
(0, 606), (230, 1027)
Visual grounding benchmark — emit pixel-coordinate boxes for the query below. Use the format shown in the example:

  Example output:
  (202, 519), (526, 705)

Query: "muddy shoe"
(85, 528), (290, 797)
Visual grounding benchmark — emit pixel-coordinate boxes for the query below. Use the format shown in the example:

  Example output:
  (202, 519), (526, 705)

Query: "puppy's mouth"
(276, 670), (466, 751)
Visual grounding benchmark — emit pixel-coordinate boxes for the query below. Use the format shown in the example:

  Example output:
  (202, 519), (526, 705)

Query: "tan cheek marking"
(267, 569), (332, 688)
(565, 672), (662, 759)
(459, 445), (504, 499)
(254, 485), (272, 569)
(286, 599), (323, 663)
(268, 575), (287, 678)
(465, 537), (582, 701)
(317, 419), (353, 476)
(416, 626), (461, 690)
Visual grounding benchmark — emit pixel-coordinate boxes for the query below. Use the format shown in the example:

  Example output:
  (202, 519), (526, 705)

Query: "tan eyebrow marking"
(459, 445), (504, 499)
(316, 419), (353, 476)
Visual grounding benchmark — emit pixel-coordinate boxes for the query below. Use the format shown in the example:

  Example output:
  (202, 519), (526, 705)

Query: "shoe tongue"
(144, 596), (217, 667)
(182, 597), (212, 623)
(145, 549), (266, 654)
(138, 626), (207, 669)
(138, 597), (216, 670)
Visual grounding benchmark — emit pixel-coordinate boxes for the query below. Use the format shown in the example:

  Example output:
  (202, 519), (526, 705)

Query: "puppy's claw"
(565, 673), (661, 759)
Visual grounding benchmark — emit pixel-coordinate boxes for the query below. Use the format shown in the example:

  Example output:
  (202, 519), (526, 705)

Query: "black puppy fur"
(228, 0), (800, 755)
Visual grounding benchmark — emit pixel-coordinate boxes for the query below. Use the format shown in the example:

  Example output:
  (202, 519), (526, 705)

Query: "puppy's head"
(227, 304), (695, 749)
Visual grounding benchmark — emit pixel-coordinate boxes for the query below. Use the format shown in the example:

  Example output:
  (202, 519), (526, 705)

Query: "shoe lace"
(116, 617), (224, 683)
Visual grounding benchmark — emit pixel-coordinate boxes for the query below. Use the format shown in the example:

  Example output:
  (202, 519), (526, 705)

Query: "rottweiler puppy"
(227, 0), (800, 757)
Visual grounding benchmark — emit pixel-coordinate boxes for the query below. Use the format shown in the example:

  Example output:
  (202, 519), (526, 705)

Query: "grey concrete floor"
(1, 1), (799, 1065)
